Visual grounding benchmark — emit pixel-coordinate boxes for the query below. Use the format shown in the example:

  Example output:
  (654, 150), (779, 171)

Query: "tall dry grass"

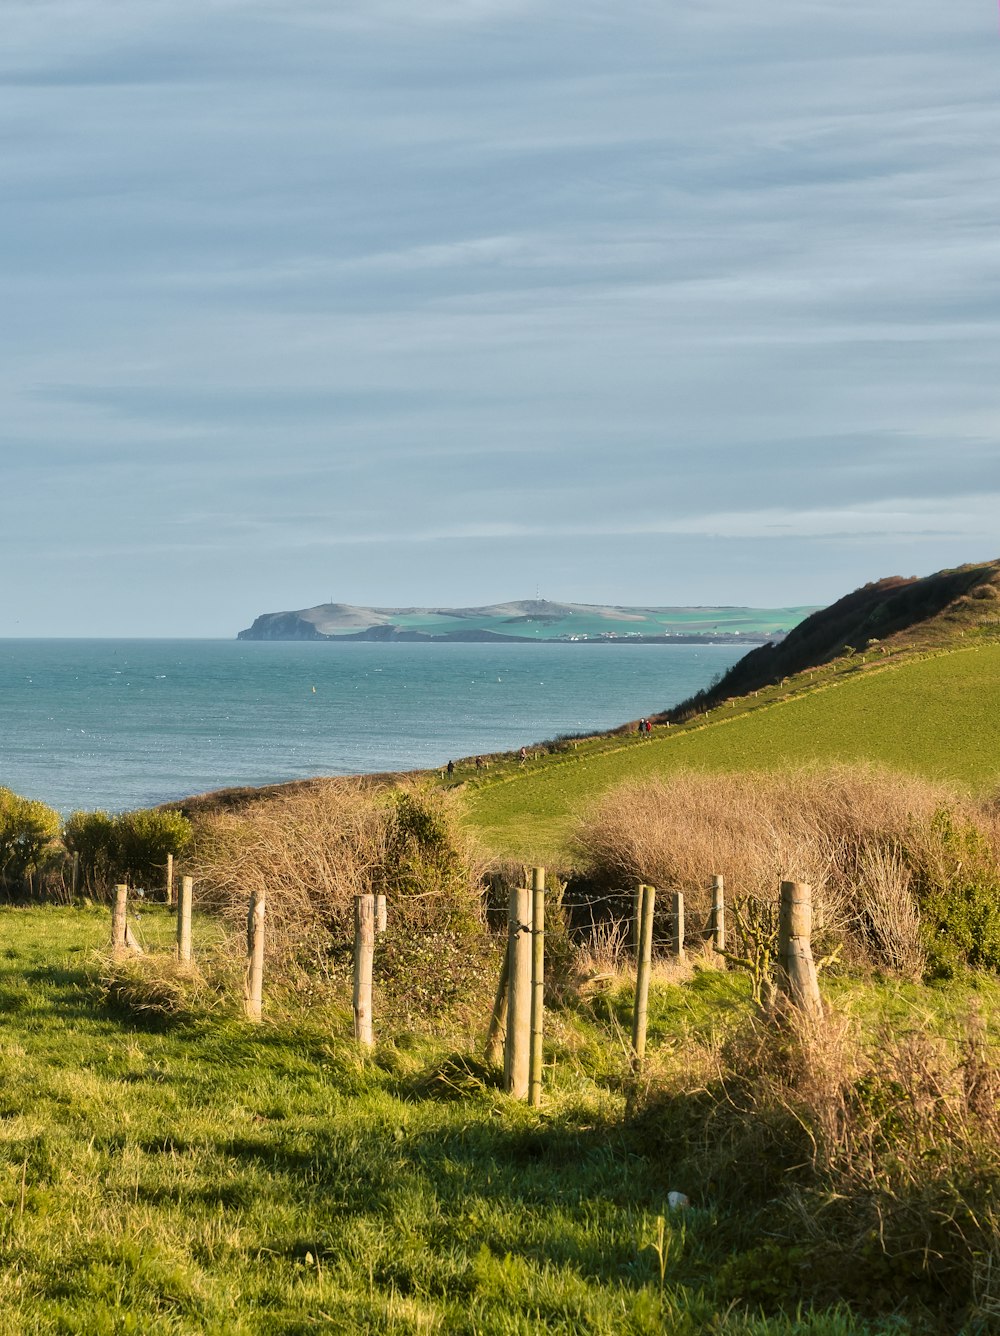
(635, 1003), (1000, 1322)
(573, 763), (1000, 976)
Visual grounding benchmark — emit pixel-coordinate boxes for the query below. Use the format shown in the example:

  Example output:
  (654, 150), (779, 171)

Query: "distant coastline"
(239, 626), (774, 646)
(238, 598), (817, 645)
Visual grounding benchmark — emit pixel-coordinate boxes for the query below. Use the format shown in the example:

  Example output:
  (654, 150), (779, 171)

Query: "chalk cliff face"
(238, 612), (328, 640)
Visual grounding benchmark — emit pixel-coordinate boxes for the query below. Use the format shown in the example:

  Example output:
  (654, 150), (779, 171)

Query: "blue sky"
(3, 0), (998, 636)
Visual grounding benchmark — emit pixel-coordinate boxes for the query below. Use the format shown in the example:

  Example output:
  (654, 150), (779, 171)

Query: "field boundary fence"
(105, 863), (822, 1102)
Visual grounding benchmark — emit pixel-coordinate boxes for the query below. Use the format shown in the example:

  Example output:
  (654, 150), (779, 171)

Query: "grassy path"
(463, 644), (1000, 860)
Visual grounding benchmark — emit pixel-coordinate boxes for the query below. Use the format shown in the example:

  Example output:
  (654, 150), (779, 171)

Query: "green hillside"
(463, 642), (1000, 860)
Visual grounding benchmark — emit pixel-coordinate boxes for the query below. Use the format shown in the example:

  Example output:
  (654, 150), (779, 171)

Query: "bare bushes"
(189, 781), (488, 995)
(853, 845), (923, 977)
(573, 764), (1000, 977)
(635, 1006), (1000, 1322)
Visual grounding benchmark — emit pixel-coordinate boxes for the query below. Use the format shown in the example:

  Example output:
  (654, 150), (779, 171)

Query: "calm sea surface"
(0, 639), (749, 814)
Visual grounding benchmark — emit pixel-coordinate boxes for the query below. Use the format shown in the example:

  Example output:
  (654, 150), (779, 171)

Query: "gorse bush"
(0, 787), (61, 888)
(62, 810), (116, 893)
(910, 809), (1000, 979)
(63, 807), (193, 896)
(573, 764), (1000, 980)
(113, 808), (193, 888)
(377, 790), (480, 933)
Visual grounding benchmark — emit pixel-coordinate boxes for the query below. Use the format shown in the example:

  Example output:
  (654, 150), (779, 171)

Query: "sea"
(0, 639), (750, 815)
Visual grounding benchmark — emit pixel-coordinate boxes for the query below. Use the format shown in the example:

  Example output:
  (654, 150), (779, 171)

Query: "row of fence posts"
(108, 862), (821, 1089)
(111, 872), (266, 1023)
(111, 874), (195, 965)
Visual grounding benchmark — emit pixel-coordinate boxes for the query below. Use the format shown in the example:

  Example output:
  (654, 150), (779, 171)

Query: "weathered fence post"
(504, 884), (532, 1098)
(111, 883), (128, 959)
(777, 880), (821, 1013)
(111, 883), (143, 958)
(71, 851), (79, 898)
(375, 893), (388, 935)
(529, 866), (545, 1108)
(244, 888), (266, 1023)
(711, 874), (726, 952)
(631, 884), (656, 1072)
(484, 950), (509, 1067)
(165, 852), (174, 907)
(353, 893), (375, 1047)
(671, 889), (685, 962)
(177, 875), (193, 965)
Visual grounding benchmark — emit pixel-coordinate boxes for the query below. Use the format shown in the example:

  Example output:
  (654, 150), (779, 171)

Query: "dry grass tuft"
(99, 953), (222, 1020)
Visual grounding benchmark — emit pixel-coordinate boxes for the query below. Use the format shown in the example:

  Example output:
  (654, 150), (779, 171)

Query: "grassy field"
(0, 904), (964, 1335)
(462, 644), (1000, 860)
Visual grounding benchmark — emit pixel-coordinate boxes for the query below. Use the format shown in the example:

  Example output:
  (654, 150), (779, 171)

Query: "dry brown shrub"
(852, 845), (924, 978)
(573, 763), (996, 975)
(188, 780), (488, 989)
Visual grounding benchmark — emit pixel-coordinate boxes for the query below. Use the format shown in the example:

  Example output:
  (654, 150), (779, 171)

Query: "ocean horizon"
(0, 638), (749, 814)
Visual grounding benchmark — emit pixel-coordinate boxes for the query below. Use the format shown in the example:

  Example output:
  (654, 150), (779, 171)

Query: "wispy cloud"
(1, 0), (997, 633)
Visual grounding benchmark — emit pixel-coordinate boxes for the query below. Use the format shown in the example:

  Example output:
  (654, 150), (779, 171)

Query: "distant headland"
(237, 599), (819, 644)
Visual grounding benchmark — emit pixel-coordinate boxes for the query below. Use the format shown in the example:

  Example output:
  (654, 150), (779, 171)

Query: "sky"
(3, 0), (999, 636)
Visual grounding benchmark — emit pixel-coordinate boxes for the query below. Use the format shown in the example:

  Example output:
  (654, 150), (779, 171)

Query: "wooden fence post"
(177, 875), (193, 965)
(529, 867), (545, 1108)
(631, 884), (656, 1072)
(353, 893), (375, 1047)
(777, 880), (821, 1013)
(375, 893), (387, 935)
(111, 884), (128, 959)
(71, 851), (79, 898)
(165, 853), (174, 907)
(672, 889), (685, 962)
(244, 888), (266, 1023)
(484, 950), (509, 1067)
(711, 874), (726, 952)
(504, 884), (532, 1098)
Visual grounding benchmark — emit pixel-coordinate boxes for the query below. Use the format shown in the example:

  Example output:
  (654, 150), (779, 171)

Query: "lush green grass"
(0, 905), (938, 1334)
(463, 644), (1000, 860)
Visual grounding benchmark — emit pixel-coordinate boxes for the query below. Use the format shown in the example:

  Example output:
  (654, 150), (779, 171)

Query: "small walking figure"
(519, 746), (528, 765)
(447, 759), (455, 776)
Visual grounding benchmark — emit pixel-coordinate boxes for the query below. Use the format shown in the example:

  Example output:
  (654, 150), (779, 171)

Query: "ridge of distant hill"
(459, 558), (1000, 857)
(661, 558), (1000, 723)
(237, 599), (817, 644)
